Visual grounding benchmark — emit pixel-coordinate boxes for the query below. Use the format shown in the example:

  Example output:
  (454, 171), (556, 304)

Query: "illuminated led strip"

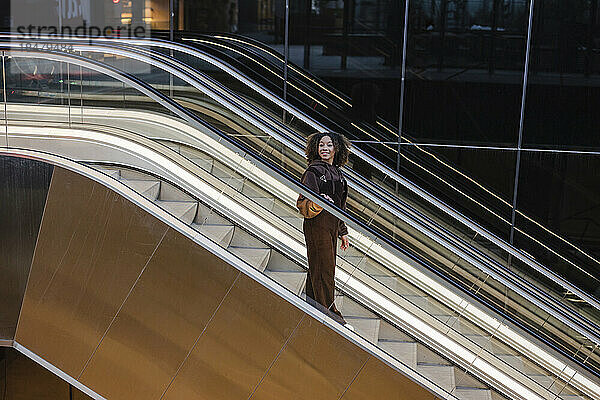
(182, 37), (328, 109)
(351, 122), (395, 152)
(376, 120), (400, 137)
(516, 211), (600, 269)
(5, 124), (572, 400)
(211, 35), (352, 106)
(514, 227), (597, 281)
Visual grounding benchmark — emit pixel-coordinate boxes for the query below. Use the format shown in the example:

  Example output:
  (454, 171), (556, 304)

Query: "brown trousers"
(303, 211), (346, 324)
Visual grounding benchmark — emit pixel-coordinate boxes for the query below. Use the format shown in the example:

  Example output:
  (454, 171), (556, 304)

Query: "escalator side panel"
(14, 166), (170, 378)
(161, 272), (305, 400)
(77, 227), (241, 400)
(13, 161), (436, 400)
(249, 316), (371, 400)
(341, 357), (437, 400)
(0, 156), (53, 341)
(248, 316), (433, 400)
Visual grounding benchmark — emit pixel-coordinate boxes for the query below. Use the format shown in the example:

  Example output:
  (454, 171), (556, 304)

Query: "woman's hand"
(321, 193), (334, 202)
(340, 235), (349, 251)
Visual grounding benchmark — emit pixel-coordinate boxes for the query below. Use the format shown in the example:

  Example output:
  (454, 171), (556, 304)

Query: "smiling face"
(318, 135), (336, 164)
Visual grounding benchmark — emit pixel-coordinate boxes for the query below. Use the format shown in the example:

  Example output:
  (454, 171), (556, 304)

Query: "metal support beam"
(509, 0), (536, 250)
(396, 0), (410, 175)
(283, 0), (290, 123)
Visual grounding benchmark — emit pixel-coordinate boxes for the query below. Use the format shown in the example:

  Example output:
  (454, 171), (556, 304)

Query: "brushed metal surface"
(15, 167), (169, 378)
(0, 156), (53, 340)
(78, 227), (240, 400)
(162, 272), (304, 400)
(250, 316), (370, 400)
(340, 356), (438, 400)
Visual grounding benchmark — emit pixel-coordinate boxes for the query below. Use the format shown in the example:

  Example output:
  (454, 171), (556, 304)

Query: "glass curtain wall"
(403, 0), (529, 241)
(175, 0), (597, 301)
(518, 0), (600, 298)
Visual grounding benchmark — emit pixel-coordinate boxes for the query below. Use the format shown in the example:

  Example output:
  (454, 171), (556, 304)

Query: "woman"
(297, 132), (353, 330)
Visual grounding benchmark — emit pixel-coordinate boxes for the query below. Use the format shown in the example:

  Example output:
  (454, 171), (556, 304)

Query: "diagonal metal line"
(246, 314), (306, 400)
(77, 226), (170, 379)
(158, 271), (242, 400)
(37, 184), (107, 307)
(337, 355), (370, 400)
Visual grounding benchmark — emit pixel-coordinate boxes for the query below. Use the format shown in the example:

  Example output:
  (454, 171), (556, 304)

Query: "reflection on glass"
(144, 1), (600, 327)
(514, 152), (600, 300)
(525, 0), (600, 149)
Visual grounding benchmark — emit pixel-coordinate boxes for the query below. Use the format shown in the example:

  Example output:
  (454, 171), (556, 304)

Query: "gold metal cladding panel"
(162, 272), (305, 400)
(341, 356), (438, 400)
(250, 316), (370, 400)
(15, 167), (169, 378)
(79, 228), (241, 400)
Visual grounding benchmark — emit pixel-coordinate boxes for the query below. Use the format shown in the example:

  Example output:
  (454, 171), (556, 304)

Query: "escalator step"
(228, 247), (271, 271)
(264, 270), (306, 295)
(156, 201), (198, 225)
(193, 223), (235, 247)
(453, 388), (493, 400)
(250, 196), (275, 211)
(121, 179), (160, 201)
(378, 341), (417, 367)
(417, 364), (455, 392)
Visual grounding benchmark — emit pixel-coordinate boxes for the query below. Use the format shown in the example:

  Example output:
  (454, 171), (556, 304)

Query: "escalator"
(2, 150), (440, 400)
(0, 40), (599, 399)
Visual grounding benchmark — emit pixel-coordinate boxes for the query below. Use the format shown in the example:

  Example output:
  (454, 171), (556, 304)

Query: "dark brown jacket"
(297, 160), (348, 237)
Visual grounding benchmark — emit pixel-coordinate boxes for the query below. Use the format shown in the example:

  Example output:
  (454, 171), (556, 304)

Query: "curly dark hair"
(305, 132), (351, 167)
